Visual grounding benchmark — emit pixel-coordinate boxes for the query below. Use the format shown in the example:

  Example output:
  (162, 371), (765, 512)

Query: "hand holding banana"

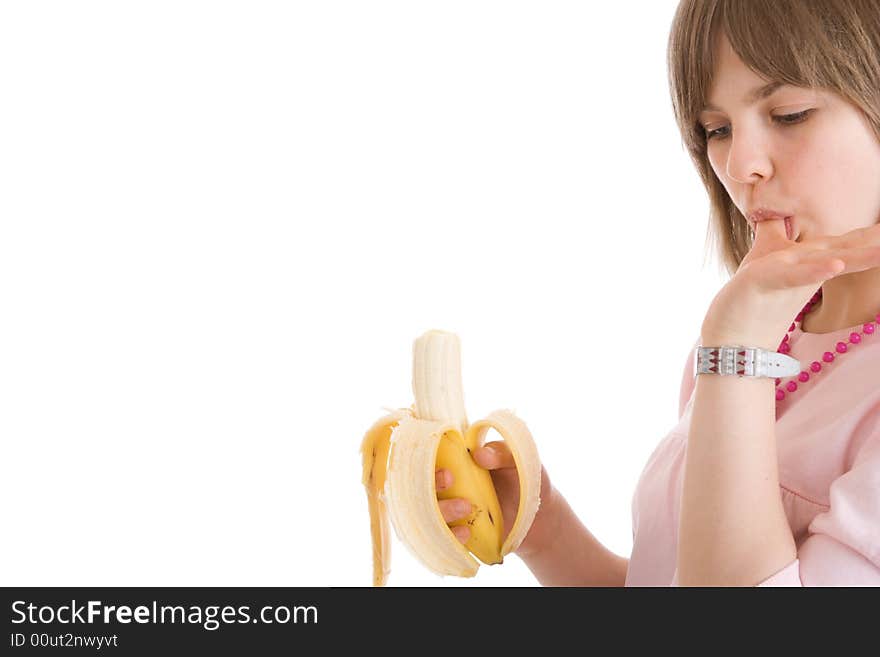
(701, 218), (880, 348)
(360, 330), (547, 586)
(437, 440), (555, 558)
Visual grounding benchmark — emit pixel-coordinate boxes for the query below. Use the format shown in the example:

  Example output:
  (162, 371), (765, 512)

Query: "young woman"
(435, 0), (880, 586)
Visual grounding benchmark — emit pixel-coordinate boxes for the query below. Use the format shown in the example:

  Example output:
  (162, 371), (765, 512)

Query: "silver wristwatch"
(694, 345), (801, 379)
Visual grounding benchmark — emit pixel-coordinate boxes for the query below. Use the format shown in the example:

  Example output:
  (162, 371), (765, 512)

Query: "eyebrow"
(701, 81), (786, 113)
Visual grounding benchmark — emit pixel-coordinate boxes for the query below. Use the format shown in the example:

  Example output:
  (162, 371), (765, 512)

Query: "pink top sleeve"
(756, 437), (880, 586)
(669, 444), (880, 587)
(678, 338), (698, 422)
(755, 560), (802, 586)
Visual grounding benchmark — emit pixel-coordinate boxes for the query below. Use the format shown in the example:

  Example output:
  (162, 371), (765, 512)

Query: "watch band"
(694, 345), (801, 379)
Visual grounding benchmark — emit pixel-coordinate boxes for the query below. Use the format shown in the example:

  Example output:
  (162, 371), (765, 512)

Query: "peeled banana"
(360, 329), (542, 586)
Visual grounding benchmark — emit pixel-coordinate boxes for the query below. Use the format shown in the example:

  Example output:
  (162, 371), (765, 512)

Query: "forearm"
(518, 490), (628, 586)
(677, 339), (797, 586)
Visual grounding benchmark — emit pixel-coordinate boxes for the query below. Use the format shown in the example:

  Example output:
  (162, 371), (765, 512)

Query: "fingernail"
(455, 499), (473, 514)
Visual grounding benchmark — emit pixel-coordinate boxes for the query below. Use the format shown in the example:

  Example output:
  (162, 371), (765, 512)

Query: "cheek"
(787, 133), (827, 179)
(706, 144), (722, 176)
(706, 147), (729, 186)
(788, 146), (843, 235)
(848, 132), (880, 227)
(797, 133), (879, 232)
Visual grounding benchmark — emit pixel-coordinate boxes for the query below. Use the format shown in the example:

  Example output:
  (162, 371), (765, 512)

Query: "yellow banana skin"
(435, 428), (505, 565)
(360, 414), (396, 587)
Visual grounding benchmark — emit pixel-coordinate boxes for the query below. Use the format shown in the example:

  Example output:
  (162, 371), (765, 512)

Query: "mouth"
(748, 212), (797, 240)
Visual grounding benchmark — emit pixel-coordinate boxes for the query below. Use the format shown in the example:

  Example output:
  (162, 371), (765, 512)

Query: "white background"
(0, 1), (728, 586)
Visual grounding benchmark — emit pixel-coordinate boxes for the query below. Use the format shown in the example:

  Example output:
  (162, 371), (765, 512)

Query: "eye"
(703, 109), (813, 141)
(774, 109), (815, 128)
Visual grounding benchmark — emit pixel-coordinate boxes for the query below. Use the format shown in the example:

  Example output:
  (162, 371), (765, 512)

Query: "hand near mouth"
(701, 217), (880, 350)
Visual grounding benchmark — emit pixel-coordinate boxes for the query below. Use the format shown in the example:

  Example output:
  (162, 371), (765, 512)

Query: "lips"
(748, 208), (792, 224)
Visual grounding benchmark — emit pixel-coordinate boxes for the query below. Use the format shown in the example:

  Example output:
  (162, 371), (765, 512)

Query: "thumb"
(473, 441), (516, 470)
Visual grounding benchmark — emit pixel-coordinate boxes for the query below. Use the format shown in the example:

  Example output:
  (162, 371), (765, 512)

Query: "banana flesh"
(360, 330), (542, 586)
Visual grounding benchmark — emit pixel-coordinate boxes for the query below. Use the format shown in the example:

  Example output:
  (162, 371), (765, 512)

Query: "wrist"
(514, 481), (562, 559)
(700, 324), (780, 352)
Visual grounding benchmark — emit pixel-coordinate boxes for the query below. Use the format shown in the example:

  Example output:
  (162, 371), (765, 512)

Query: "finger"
(473, 441), (516, 470)
(751, 217), (791, 253)
(762, 255), (846, 290)
(438, 498), (474, 522)
(818, 223), (880, 250)
(435, 468), (451, 491)
(451, 525), (470, 544)
(815, 245), (880, 276)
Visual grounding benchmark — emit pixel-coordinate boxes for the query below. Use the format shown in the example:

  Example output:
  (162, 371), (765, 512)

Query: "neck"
(801, 267), (880, 334)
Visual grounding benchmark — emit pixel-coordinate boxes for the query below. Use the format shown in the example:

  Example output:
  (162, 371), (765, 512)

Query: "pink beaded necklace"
(774, 286), (879, 403)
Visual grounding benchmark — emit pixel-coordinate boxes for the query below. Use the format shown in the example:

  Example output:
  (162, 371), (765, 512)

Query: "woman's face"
(699, 33), (880, 242)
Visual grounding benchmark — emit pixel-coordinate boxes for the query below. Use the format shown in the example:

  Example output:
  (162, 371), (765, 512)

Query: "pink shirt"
(625, 322), (880, 586)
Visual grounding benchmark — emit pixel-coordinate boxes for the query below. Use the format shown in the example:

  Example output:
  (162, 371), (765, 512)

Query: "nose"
(724, 128), (774, 184)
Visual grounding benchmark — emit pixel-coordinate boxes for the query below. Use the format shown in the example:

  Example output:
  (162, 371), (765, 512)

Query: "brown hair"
(667, 0), (880, 278)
